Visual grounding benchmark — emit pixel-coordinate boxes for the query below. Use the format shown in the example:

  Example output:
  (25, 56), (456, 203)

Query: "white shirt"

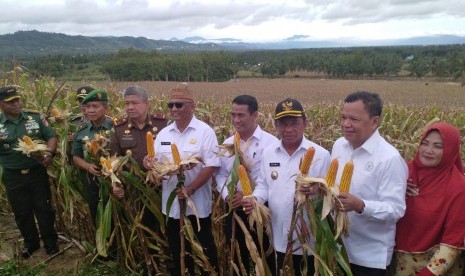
(253, 137), (331, 254)
(155, 116), (219, 219)
(331, 130), (407, 269)
(215, 125), (279, 200)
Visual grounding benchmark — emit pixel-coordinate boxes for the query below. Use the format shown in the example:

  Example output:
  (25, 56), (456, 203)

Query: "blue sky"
(1, 0), (464, 42)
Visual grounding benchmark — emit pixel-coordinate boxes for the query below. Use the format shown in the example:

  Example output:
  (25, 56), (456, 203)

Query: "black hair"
(232, 94), (258, 113)
(344, 91), (382, 117)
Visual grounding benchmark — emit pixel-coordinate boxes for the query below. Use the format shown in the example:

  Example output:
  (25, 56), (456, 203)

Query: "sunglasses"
(167, 102), (191, 109)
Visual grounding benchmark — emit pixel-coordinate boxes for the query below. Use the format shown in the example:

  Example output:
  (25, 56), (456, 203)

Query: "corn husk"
(14, 135), (50, 159)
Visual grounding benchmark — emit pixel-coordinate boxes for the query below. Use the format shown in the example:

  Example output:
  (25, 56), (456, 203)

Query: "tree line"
(9, 44), (465, 84)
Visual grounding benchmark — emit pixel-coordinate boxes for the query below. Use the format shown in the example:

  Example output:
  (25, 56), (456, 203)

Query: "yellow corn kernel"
(90, 140), (99, 155)
(300, 147), (315, 175)
(171, 144), (181, 165)
(234, 132), (241, 152)
(100, 157), (112, 170)
(146, 131), (155, 158)
(22, 135), (34, 146)
(325, 159), (339, 188)
(238, 165), (252, 196)
(339, 160), (354, 193)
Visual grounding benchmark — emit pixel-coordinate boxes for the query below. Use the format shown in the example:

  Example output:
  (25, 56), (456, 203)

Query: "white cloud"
(0, 0), (463, 42)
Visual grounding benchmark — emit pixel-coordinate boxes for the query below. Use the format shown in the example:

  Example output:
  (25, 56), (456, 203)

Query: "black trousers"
(2, 165), (57, 249)
(166, 215), (218, 275)
(350, 263), (386, 276)
(275, 251), (315, 276)
(85, 174), (100, 226)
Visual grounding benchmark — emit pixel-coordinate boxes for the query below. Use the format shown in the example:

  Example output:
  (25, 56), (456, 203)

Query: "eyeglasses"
(167, 102), (191, 109)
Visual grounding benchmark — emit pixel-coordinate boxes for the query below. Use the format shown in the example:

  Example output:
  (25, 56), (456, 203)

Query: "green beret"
(81, 89), (108, 104)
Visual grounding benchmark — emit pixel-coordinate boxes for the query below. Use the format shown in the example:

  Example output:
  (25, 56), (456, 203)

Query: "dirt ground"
(0, 213), (87, 274)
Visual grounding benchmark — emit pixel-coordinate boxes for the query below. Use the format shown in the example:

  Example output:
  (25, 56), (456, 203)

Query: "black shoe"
(22, 245), (39, 259)
(45, 245), (59, 255)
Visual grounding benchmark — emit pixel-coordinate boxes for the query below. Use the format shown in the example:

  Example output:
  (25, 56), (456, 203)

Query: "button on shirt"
(331, 130), (407, 269)
(215, 126), (278, 200)
(253, 137), (331, 254)
(155, 116), (219, 219)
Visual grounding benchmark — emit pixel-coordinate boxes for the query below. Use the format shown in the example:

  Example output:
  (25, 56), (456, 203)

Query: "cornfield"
(1, 65), (465, 274)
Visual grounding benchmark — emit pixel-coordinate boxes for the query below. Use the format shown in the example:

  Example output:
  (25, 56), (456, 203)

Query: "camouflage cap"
(81, 89), (108, 104)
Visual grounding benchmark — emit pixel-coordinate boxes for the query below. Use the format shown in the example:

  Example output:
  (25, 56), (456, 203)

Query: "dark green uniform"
(71, 118), (114, 224)
(0, 111), (57, 251)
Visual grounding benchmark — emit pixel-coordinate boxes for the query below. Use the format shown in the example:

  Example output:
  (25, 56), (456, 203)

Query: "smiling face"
(168, 100), (195, 124)
(418, 130), (443, 167)
(231, 103), (258, 139)
(341, 100), (379, 149)
(124, 95), (149, 120)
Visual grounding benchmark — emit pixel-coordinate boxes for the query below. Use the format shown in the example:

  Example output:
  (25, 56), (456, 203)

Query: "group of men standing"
(0, 83), (407, 276)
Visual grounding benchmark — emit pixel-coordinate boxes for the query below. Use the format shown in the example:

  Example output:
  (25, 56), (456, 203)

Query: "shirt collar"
(343, 129), (380, 155)
(170, 115), (198, 133)
(276, 136), (309, 155)
(128, 115), (151, 129)
(0, 111), (28, 123)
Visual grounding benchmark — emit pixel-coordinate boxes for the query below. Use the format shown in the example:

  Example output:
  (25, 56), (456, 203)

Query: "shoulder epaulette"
(152, 113), (167, 120)
(114, 118), (128, 127)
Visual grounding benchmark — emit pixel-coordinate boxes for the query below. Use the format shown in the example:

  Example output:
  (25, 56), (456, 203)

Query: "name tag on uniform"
(269, 162), (280, 167)
(161, 142), (171, 145)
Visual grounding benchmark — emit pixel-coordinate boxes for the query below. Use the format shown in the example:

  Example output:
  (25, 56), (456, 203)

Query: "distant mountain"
(0, 30), (223, 58)
(1, 30), (464, 59)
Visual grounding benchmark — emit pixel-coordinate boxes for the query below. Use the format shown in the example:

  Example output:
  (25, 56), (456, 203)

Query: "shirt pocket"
(181, 144), (201, 159)
(352, 169), (378, 198)
(119, 136), (137, 149)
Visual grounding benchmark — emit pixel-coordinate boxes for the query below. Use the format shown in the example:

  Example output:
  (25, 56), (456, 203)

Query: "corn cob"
(234, 132), (241, 152)
(51, 108), (60, 117)
(100, 157), (112, 170)
(171, 143), (181, 165)
(299, 147), (315, 175)
(339, 160), (354, 192)
(22, 135), (34, 146)
(325, 159), (339, 188)
(238, 164), (252, 196)
(146, 131), (155, 158)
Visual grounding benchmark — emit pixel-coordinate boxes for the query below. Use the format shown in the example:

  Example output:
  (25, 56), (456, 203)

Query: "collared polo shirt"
(155, 116), (219, 219)
(331, 130), (408, 269)
(215, 125), (278, 200)
(253, 137), (331, 254)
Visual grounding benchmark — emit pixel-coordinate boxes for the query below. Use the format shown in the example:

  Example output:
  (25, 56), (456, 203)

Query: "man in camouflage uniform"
(71, 89), (114, 224)
(0, 86), (58, 258)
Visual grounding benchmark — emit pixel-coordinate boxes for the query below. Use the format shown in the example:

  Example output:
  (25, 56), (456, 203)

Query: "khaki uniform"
(109, 114), (167, 168)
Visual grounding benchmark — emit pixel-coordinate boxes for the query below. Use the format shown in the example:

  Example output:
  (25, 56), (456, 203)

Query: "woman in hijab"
(395, 122), (465, 275)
